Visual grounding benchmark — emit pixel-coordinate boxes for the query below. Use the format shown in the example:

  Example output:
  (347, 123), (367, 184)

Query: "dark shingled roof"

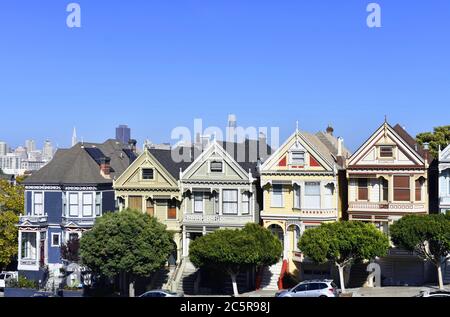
(148, 148), (192, 180)
(393, 124), (430, 160)
(23, 139), (135, 185)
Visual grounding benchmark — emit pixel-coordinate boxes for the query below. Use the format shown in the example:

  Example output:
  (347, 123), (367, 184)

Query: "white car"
(276, 280), (340, 298)
(0, 272), (18, 290)
(139, 290), (184, 298)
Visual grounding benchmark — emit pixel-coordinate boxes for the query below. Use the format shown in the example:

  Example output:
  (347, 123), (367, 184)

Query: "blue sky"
(0, 0), (449, 152)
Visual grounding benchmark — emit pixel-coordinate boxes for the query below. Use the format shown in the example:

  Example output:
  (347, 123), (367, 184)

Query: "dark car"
(139, 290), (184, 298)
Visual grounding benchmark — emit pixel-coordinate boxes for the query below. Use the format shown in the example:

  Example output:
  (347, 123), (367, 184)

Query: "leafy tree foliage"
(0, 179), (24, 215)
(61, 236), (80, 263)
(0, 211), (19, 271)
(189, 223), (282, 296)
(298, 221), (389, 293)
(416, 125), (450, 158)
(390, 214), (450, 290)
(79, 209), (174, 297)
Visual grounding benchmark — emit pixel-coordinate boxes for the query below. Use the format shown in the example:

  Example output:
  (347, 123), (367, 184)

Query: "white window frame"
(193, 192), (204, 214)
(51, 233), (61, 247)
(69, 193), (79, 217)
(222, 189), (238, 215)
(33, 192), (44, 216)
(241, 192), (250, 215)
(82, 193), (94, 217)
(210, 160), (224, 173)
(142, 168), (155, 180)
(21, 232), (37, 260)
(304, 182), (321, 209)
(271, 184), (284, 208)
(95, 192), (102, 217)
(290, 151), (305, 165)
(294, 185), (301, 209)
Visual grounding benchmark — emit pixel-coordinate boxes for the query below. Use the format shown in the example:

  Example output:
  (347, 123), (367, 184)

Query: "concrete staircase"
(348, 263), (370, 288)
(260, 261), (282, 291)
(176, 261), (199, 295)
(151, 267), (176, 290)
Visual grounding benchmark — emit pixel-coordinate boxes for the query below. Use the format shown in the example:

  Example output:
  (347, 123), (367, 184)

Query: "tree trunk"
(129, 279), (136, 298)
(337, 264), (346, 294)
(230, 274), (239, 297)
(437, 263), (444, 291)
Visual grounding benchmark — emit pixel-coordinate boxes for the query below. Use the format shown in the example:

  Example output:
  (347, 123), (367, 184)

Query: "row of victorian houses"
(16, 121), (450, 294)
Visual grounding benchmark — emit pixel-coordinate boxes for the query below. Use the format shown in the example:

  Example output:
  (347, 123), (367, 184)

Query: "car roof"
(300, 279), (334, 284)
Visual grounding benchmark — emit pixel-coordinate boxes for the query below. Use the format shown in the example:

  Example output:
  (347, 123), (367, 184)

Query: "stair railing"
(168, 258), (186, 293)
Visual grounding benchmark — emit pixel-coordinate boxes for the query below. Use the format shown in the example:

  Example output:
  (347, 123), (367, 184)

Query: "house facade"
(114, 147), (191, 266)
(179, 140), (270, 257)
(18, 140), (135, 284)
(346, 122), (432, 286)
(439, 144), (450, 214)
(260, 127), (349, 280)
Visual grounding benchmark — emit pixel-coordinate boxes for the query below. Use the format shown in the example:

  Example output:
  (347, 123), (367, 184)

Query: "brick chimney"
(100, 157), (111, 178)
(423, 142), (430, 165)
(326, 125), (334, 136)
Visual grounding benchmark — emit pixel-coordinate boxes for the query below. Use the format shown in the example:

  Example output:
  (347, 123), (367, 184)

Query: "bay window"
(69, 193), (79, 217)
(394, 176), (410, 202)
(241, 192), (250, 215)
(82, 193), (93, 217)
(21, 232), (37, 260)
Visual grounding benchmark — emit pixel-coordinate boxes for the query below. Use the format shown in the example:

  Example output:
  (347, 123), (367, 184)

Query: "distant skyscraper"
(72, 127), (78, 147)
(0, 141), (7, 156)
(42, 140), (54, 162)
(227, 114), (237, 142)
(116, 125), (131, 144)
(25, 140), (36, 152)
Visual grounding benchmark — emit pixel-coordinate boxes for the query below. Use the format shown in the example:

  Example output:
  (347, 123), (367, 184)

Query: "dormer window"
(210, 161), (223, 173)
(380, 146), (394, 158)
(142, 168), (154, 180)
(290, 151), (305, 165)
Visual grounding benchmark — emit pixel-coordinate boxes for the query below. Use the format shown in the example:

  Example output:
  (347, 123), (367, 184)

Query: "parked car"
(415, 291), (450, 298)
(0, 271), (18, 291)
(30, 292), (59, 298)
(275, 280), (340, 298)
(139, 290), (184, 298)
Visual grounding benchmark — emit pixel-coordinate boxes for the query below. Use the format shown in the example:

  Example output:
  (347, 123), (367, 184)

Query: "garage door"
(378, 258), (424, 286)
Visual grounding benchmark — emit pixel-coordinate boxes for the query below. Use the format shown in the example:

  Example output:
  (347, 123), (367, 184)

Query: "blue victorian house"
(17, 140), (135, 287)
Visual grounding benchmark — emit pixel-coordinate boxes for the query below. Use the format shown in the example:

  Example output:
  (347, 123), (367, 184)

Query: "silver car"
(139, 290), (184, 298)
(276, 280), (340, 298)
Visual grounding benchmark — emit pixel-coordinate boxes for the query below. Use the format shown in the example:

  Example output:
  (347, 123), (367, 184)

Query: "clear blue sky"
(0, 0), (449, 152)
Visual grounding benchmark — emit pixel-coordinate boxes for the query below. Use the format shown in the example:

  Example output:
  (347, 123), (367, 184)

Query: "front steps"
(176, 261), (199, 295)
(260, 261), (283, 291)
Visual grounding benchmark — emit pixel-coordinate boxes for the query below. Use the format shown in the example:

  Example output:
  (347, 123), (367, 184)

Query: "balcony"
(183, 214), (254, 226)
(348, 201), (426, 213)
(19, 215), (48, 226)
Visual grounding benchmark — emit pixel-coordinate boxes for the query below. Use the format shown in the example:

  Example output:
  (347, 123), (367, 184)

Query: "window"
(142, 168), (154, 180)
(293, 185), (301, 209)
(381, 178), (389, 202)
(95, 193), (102, 216)
(358, 179), (368, 201)
(21, 232), (37, 260)
(51, 233), (61, 247)
(210, 161), (223, 173)
(167, 200), (177, 219)
(69, 193), (79, 217)
(304, 182), (321, 209)
(291, 151), (305, 165)
(271, 185), (284, 208)
(293, 284), (308, 293)
(394, 176), (411, 201)
(323, 183), (334, 209)
(415, 179), (423, 201)
(223, 189), (238, 215)
(194, 192), (203, 213)
(241, 192), (250, 215)
(82, 193), (93, 217)
(128, 196), (142, 211)
(380, 146), (394, 158)
(146, 199), (154, 216)
(33, 192), (44, 215)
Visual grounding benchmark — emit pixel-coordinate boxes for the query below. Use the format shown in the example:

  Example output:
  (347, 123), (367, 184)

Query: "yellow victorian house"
(260, 126), (349, 285)
(113, 147), (191, 272)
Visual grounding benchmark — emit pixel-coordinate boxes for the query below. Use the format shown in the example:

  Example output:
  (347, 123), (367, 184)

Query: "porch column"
(410, 176), (415, 202)
(219, 189), (223, 216)
(182, 226), (188, 257)
(388, 176), (394, 202)
(283, 231), (290, 260)
(18, 230), (22, 264)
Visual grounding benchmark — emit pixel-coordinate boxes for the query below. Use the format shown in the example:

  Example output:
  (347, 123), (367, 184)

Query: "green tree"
(79, 209), (174, 297)
(0, 211), (19, 271)
(189, 223), (282, 296)
(298, 221), (389, 293)
(390, 214), (450, 290)
(61, 236), (80, 263)
(0, 179), (24, 215)
(416, 125), (450, 158)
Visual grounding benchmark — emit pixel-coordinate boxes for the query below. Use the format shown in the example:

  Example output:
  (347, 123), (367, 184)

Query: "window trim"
(210, 160), (224, 173)
(82, 193), (94, 217)
(68, 193), (79, 217)
(271, 184), (284, 208)
(51, 233), (61, 247)
(193, 192), (204, 214)
(241, 192), (250, 215)
(379, 145), (394, 158)
(290, 151), (305, 166)
(142, 168), (155, 180)
(33, 192), (44, 216)
(304, 182), (321, 209)
(393, 175), (411, 202)
(222, 189), (239, 215)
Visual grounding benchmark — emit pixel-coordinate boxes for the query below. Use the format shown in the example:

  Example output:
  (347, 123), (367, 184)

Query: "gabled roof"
(23, 139), (135, 185)
(148, 148), (192, 180)
(440, 144), (450, 162)
(348, 122), (426, 167)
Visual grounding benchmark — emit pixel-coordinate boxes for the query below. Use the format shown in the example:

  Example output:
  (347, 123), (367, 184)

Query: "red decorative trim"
(310, 156), (321, 167)
(278, 260), (289, 290)
(278, 156), (287, 167)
